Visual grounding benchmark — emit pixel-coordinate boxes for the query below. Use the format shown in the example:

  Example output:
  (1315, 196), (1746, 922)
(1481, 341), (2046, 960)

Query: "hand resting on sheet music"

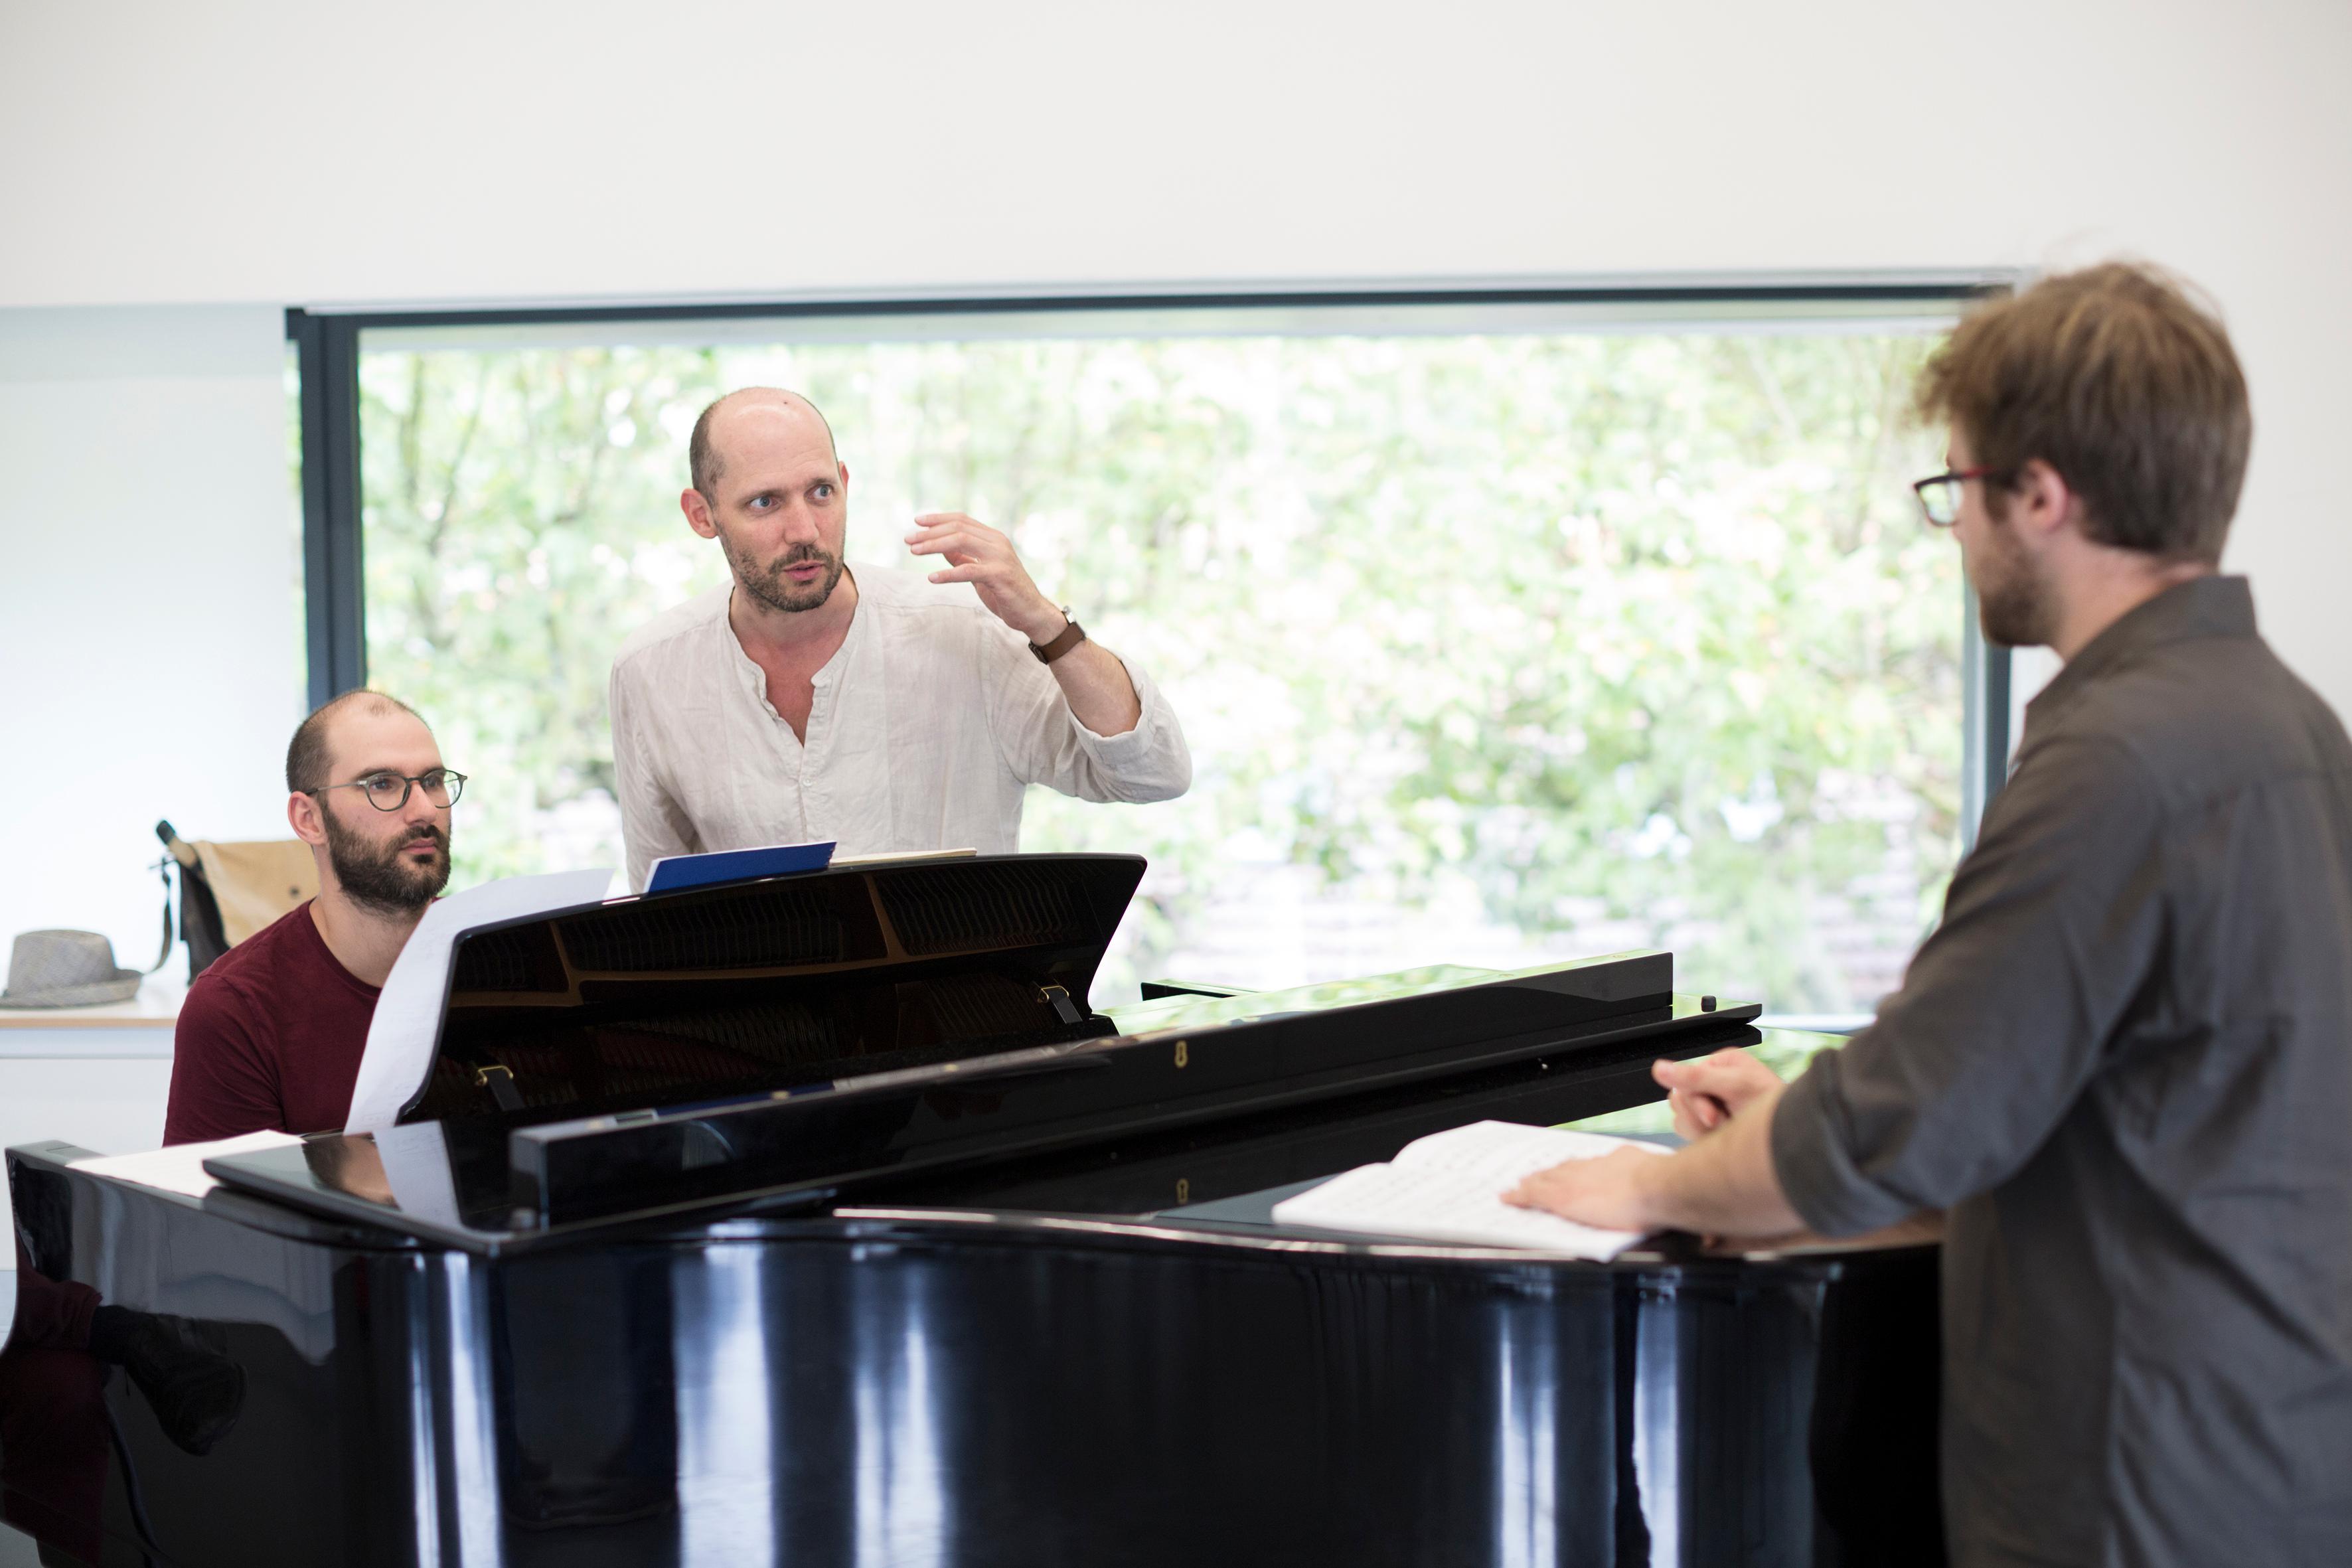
(1504, 1046), (1804, 1239)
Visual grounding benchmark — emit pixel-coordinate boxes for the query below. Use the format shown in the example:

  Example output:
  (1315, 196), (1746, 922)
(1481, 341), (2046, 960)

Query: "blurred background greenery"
(358, 324), (1958, 1012)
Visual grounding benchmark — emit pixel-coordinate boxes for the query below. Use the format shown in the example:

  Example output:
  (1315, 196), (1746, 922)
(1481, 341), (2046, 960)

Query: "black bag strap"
(148, 821), (190, 975)
(147, 855), (176, 976)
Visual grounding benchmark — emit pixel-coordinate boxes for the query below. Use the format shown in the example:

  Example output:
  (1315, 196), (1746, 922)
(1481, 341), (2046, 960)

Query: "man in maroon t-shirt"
(163, 691), (459, 1144)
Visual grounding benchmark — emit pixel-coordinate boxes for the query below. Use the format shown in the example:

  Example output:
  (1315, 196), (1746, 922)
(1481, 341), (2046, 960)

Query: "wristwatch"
(1030, 609), (1087, 665)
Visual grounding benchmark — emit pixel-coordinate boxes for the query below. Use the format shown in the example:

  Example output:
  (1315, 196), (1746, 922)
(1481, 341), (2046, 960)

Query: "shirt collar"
(2025, 574), (2256, 728)
(813, 566), (865, 688)
(714, 567), (866, 684)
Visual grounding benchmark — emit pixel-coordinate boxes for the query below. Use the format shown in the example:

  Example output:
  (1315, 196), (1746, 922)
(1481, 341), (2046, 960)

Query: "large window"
(333, 293), (1974, 1011)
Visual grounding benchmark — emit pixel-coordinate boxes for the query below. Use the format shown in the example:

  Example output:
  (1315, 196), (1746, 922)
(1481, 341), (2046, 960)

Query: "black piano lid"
(206, 976), (1756, 1255)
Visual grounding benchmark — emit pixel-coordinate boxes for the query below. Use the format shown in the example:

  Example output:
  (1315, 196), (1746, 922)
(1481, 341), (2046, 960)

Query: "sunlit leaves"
(362, 327), (1956, 1010)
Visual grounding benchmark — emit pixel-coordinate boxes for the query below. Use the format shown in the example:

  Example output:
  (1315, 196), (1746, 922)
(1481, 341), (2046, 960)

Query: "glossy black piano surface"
(3, 854), (1940, 1567)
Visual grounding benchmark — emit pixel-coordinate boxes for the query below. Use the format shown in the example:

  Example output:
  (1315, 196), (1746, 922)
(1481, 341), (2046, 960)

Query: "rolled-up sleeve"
(1772, 734), (2169, 1235)
(985, 624), (1192, 804)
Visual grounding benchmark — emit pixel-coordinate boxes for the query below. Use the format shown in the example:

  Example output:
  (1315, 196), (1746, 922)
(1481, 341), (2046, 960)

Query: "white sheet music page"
(344, 869), (615, 1133)
(1270, 1119), (1669, 1258)
(71, 1131), (304, 1200)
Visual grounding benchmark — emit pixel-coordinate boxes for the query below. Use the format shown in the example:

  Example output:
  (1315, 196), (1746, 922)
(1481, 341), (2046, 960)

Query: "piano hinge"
(1040, 984), (1083, 1026)
(473, 1061), (524, 1113)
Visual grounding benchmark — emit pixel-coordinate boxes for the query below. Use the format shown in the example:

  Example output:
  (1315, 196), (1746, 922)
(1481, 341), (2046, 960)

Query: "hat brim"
(0, 969), (143, 1009)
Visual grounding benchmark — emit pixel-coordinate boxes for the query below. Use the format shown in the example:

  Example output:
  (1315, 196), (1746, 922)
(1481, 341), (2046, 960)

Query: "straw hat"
(0, 929), (143, 1008)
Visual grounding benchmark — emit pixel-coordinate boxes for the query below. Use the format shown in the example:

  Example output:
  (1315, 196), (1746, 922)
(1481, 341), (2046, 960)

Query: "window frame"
(287, 275), (2018, 831)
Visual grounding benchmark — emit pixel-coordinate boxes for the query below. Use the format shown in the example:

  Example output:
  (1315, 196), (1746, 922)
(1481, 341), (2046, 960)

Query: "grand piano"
(3, 853), (1940, 1567)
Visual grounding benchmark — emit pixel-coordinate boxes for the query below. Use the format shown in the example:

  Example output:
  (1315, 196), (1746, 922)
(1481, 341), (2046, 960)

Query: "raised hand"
(1652, 1048), (1784, 1140)
(905, 513), (1064, 644)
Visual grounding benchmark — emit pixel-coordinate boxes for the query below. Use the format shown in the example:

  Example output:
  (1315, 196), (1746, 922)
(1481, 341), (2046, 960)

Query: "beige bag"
(155, 823), (319, 976)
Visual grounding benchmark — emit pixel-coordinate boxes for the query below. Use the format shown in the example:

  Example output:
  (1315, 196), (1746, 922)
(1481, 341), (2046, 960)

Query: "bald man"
(165, 691), (461, 1142)
(606, 388), (1191, 890)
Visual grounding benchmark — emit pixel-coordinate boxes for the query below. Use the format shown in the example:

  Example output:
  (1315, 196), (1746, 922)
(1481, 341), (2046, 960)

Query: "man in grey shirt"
(1511, 264), (2352, 1565)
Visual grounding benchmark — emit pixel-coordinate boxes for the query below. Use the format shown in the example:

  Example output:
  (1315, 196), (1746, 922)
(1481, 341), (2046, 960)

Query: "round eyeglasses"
(311, 769), (467, 812)
(1911, 467), (2011, 527)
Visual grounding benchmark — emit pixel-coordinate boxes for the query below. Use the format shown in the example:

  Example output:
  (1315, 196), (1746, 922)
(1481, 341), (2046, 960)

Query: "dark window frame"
(287, 278), (2014, 824)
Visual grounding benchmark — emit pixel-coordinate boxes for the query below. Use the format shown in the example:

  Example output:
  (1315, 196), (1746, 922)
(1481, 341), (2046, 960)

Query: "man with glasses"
(1510, 264), (2352, 1565)
(164, 690), (465, 1143)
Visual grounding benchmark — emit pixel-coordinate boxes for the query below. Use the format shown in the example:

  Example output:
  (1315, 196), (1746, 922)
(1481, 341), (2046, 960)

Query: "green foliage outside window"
(360, 325), (1957, 1012)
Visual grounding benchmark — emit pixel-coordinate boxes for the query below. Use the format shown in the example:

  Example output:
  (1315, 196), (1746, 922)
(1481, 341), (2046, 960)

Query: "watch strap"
(1030, 619), (1087, 665)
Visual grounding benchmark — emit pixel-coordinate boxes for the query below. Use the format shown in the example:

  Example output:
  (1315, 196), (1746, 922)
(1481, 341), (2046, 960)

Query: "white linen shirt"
(607, 566), (1191, 891)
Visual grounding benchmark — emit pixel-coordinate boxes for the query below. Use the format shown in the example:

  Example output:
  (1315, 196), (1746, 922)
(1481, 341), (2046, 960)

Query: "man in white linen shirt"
(607, 386), (1192, 891)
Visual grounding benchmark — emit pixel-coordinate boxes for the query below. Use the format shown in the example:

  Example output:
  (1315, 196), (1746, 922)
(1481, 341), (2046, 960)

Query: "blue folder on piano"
(643, 840), (836, 895)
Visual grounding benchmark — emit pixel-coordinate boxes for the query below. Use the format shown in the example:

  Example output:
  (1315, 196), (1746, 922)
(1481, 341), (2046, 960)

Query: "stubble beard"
(1973, 511), (2057, 649)
(322, 807), (451, 917)
(728, 537), (845, 615)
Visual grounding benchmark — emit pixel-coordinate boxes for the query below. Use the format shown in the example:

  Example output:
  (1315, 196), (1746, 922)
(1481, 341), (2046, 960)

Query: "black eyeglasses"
(1911, 467), (2011, 527)
(311, 769), (467, 812)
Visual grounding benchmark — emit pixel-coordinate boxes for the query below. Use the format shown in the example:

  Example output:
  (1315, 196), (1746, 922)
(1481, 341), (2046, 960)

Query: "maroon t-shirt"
(163, 901), (380, 1144)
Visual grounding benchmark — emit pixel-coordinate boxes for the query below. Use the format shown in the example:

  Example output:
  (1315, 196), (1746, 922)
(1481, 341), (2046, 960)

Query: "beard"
(1972, 511), (2057, 648)
(322, 807), (451, 917)
(726, 536), (845, 614)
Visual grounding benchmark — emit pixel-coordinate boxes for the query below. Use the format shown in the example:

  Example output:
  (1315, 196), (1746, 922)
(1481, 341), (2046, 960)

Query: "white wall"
(0, 0), (2346, 980)
(0, 307), (299, 981)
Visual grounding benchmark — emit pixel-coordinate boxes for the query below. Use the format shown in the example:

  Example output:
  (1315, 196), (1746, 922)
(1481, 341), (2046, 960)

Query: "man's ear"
(2009, 458), (2079, 542)
(680, 487), (719, 540)
(838, 459), (850, 496)
(287, 790), (329, 848)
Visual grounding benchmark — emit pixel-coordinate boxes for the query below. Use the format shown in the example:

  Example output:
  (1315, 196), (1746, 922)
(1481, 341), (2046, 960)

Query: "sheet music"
(71, 1131), (303, 1200)
(1271, 1119), (1668, 1258)
(371, 1121), (469, 1228)
(831, 846), (979, 868)
(345, 869), (615, 1133)
(644, 839), (834, 893)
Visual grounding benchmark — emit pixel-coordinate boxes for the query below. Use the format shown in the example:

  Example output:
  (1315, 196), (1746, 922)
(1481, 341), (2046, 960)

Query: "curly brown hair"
(1916, 263), (2250, 564)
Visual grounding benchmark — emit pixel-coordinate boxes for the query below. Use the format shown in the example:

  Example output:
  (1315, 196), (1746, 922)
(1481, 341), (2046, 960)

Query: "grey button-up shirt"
(1772, 577), (2352, 1567)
